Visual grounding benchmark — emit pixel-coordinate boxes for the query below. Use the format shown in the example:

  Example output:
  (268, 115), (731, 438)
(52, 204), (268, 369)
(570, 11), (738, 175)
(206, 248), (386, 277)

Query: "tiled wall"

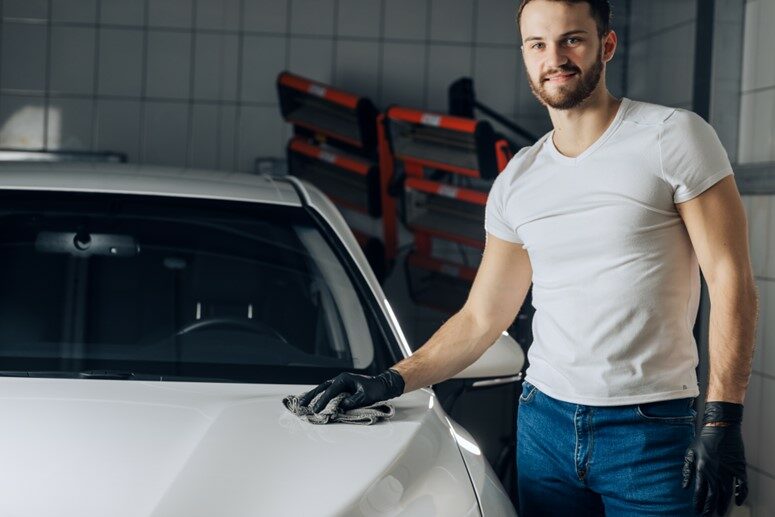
(0, 0), (637, 172)
(739, 1), (775, 516)
(625, 0), (697, 110)
(742, 195), (775, 517)
(739, 0), (775, 164)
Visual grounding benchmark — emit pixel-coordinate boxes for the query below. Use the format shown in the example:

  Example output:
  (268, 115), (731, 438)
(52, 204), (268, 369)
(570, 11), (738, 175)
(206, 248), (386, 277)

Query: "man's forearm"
(390, 309), (503, 393)
(705, 273), (758, 404)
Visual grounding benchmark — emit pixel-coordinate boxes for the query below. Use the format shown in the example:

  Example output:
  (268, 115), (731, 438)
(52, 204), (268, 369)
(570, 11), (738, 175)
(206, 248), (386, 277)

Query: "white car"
(0, 162), (522, 517)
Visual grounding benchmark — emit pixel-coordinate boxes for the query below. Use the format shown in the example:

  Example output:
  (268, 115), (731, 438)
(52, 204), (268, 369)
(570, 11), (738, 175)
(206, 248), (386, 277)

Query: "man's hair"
(517, 0), (612, 38)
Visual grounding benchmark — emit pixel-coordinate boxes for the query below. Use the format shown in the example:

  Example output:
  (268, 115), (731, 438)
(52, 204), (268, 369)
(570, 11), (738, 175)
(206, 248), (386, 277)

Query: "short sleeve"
(659, 109), (734, 204)
(485, 168), (523, 244)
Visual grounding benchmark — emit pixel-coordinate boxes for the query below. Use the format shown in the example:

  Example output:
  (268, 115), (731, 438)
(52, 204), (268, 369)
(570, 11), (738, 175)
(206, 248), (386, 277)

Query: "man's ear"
(603, 30), (617, 62)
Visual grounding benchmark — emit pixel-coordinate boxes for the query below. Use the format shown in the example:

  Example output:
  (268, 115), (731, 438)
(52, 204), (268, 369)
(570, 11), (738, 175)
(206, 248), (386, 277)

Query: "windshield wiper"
(0, 370), (236, 382)
(79, 370), (141, 380)
(0, 370), (162, 380)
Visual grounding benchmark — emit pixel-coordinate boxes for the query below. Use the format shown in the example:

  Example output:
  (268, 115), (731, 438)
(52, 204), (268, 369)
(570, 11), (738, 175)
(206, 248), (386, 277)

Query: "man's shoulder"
(499, 131), (552, 180)
(624, 98), (685, 126)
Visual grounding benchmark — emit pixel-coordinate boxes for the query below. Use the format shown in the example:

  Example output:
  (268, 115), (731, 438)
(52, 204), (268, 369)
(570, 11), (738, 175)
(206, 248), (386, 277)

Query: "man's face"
(519, 0), (609, 110)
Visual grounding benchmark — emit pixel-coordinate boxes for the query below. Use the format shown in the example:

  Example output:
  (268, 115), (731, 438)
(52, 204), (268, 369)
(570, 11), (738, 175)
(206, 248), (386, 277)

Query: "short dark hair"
(517, 0), (612, 38)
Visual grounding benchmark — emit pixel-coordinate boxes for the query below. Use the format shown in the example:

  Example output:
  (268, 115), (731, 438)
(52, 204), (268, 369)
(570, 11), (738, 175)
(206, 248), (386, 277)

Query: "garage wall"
(624, 0), (697, 110)
(0, 0), (634, 172)
(739, 0), (775, 514)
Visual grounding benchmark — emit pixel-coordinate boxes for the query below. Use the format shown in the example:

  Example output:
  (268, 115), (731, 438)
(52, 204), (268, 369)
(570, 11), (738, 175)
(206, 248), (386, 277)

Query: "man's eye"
(565, 37), (581, 45)
(531, 42), (544, 49)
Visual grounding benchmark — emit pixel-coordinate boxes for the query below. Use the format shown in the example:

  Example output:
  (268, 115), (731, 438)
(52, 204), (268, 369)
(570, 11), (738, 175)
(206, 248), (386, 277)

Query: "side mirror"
(452, 332), (525, 383)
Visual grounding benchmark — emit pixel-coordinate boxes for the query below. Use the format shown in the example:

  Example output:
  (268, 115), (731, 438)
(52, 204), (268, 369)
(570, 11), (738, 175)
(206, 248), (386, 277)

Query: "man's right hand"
(298, 368), (406, 413)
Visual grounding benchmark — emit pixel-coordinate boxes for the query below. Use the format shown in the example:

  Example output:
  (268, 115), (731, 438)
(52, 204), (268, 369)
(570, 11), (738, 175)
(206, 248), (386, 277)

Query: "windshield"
(0, 190), (397, 383)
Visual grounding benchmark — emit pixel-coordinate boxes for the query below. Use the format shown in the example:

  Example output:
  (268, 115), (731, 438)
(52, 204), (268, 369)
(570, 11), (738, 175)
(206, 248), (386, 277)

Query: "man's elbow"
(705, 264), (757, 302)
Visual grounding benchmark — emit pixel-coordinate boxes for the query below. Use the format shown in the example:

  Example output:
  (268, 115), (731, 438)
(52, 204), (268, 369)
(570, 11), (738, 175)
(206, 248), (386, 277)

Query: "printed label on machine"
(318, 151), (337, 164)
(308, 84), (328, 98)
(436, 185), (459, 198)
(420, 113), (442, 127)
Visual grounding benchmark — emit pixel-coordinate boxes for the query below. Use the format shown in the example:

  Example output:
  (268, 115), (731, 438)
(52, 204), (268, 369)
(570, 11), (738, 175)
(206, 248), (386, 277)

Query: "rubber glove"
(682, 402), (748, 516)
(298, 368), (406, 413)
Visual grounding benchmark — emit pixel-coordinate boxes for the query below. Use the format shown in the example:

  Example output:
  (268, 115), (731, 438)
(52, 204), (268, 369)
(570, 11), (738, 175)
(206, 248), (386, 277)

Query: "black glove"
(682, 402), (748, 516)
(298, 368), (406, 413)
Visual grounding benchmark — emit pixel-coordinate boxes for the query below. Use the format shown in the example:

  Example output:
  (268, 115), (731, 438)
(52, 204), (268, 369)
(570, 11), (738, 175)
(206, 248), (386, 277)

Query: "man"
(300, 1), (757, 515)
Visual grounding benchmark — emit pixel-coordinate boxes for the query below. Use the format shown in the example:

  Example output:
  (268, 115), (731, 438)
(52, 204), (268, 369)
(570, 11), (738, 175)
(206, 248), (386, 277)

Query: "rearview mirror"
(452, 332), (524, 381)
(35, 231), (139, 257)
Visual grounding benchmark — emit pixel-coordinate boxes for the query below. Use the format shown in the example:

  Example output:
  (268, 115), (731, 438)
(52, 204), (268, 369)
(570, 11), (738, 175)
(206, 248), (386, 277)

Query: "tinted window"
(0, 191), (396, 383)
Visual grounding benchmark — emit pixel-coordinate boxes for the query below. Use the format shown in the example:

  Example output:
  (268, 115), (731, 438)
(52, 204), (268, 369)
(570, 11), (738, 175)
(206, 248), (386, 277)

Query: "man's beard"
(527, 52), (604, 110)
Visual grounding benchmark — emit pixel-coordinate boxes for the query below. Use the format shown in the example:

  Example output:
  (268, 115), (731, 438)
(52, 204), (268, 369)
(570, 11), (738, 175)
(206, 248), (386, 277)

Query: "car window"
(0, 191), (395, 383)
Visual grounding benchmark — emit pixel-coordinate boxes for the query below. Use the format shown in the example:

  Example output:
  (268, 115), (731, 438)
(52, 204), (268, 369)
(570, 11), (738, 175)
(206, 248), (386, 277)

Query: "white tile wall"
(242, 0), (288, 33)
(429, 0), (475, 43)
(288, 37), (335, 84)
(738, 0), (775, 165)
(335, 40), (381, 102)
(193, 33), (239, 102)
(2, 0), (48, 20)
(95, 99), (142, 161)
(380, 42), (427, 108)
(241, 35), (287, 103)
(99, 0), (144, 26)
(51, 0), (96, 23)
(337, 0), (382, 39)
(290, 0), (335, 37)
(97, 29), (144, 97)
(629, 0), (696, 42)
(148, 0), (192, 29)
(142, 101), (188, 165)
(742, 192), (775, 516)
(0, 0), (554, 169)
(0, 23), (47, 91)
(476, 0), (520, 45)
(473, 46), (519, 116)
(46, 97), (94, 150)
(145, 31), (192, 99)
(189, 103), (219, 169)
(384, 0), (428, 40)
(738, 90), (775, 164)
(49, 27), (96, 95)
(194, 0), (240, 32)
(741, 0), (775, 92)
(426, 44), (473, 111)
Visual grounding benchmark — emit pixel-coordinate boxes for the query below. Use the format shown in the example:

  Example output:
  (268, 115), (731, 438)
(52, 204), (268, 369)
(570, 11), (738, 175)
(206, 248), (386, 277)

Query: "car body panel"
(0, 162), (301, 206)
(0, 378), (479, 517)
(0, 162), (517, 516)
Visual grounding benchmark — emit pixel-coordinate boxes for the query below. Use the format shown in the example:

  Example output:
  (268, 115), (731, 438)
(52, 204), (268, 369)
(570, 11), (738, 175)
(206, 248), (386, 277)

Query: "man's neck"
(548, 89), (622, 159)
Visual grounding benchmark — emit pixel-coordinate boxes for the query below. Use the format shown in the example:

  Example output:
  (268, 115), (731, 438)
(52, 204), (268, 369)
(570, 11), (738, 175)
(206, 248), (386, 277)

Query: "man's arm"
(300, 233), (532, 411)
(677, 174), (757, 514)
(392, 233), (533, 392)
(675, 174), (758, 404)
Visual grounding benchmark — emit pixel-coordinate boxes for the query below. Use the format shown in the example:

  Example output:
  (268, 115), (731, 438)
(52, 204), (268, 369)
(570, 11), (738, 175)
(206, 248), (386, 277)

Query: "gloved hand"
(682, 402), (748, 516)
(298, 368), (406, 413)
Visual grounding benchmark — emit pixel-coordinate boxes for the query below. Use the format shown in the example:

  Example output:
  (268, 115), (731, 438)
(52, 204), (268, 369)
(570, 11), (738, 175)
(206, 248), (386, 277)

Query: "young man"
(300, 1), (757, 515)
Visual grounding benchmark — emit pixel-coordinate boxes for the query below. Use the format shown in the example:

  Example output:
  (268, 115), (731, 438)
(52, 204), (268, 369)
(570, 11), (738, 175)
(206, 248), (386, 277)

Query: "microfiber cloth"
(282, 390), (395, 425)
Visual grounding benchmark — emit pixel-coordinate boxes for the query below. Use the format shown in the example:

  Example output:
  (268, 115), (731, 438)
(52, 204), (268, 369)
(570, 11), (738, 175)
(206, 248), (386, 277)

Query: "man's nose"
(544, 43), (569, 69)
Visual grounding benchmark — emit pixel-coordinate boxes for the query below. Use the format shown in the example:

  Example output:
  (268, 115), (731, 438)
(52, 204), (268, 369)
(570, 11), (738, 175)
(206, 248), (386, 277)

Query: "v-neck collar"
(546, 97), (630, 166)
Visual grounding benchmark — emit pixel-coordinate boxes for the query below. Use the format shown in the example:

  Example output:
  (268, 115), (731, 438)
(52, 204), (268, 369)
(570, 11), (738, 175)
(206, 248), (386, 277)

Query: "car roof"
(0, 162), (302, 206)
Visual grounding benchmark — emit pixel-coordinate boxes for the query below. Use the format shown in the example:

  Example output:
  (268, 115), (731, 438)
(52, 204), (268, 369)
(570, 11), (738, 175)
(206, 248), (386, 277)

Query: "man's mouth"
(544, 72), (577, 82)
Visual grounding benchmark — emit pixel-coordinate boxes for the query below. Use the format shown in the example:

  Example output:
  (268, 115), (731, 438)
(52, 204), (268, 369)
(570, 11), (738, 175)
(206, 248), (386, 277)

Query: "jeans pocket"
(635, 397), (696, 425)
(519, 381), (538, 405)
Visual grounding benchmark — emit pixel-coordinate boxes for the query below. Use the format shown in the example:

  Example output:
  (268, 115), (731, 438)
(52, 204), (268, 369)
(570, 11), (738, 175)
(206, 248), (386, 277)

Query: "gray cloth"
(282, 390), (395, 425)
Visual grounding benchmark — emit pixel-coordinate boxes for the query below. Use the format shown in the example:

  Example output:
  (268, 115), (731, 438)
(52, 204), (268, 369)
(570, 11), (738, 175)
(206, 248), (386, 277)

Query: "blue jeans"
(517, 381), (697, 516)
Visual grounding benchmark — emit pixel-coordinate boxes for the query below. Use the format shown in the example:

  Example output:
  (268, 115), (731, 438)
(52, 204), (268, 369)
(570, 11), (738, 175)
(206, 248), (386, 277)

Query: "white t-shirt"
(485, 97), (734, 405)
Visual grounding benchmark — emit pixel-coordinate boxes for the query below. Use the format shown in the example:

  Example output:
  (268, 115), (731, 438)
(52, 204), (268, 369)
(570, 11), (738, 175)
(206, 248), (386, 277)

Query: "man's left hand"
(682, 401), (748, 516)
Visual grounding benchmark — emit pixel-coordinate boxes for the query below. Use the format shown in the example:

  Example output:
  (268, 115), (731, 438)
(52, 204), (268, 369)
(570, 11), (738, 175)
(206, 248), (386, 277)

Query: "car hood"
(0, 378), (481, 517)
